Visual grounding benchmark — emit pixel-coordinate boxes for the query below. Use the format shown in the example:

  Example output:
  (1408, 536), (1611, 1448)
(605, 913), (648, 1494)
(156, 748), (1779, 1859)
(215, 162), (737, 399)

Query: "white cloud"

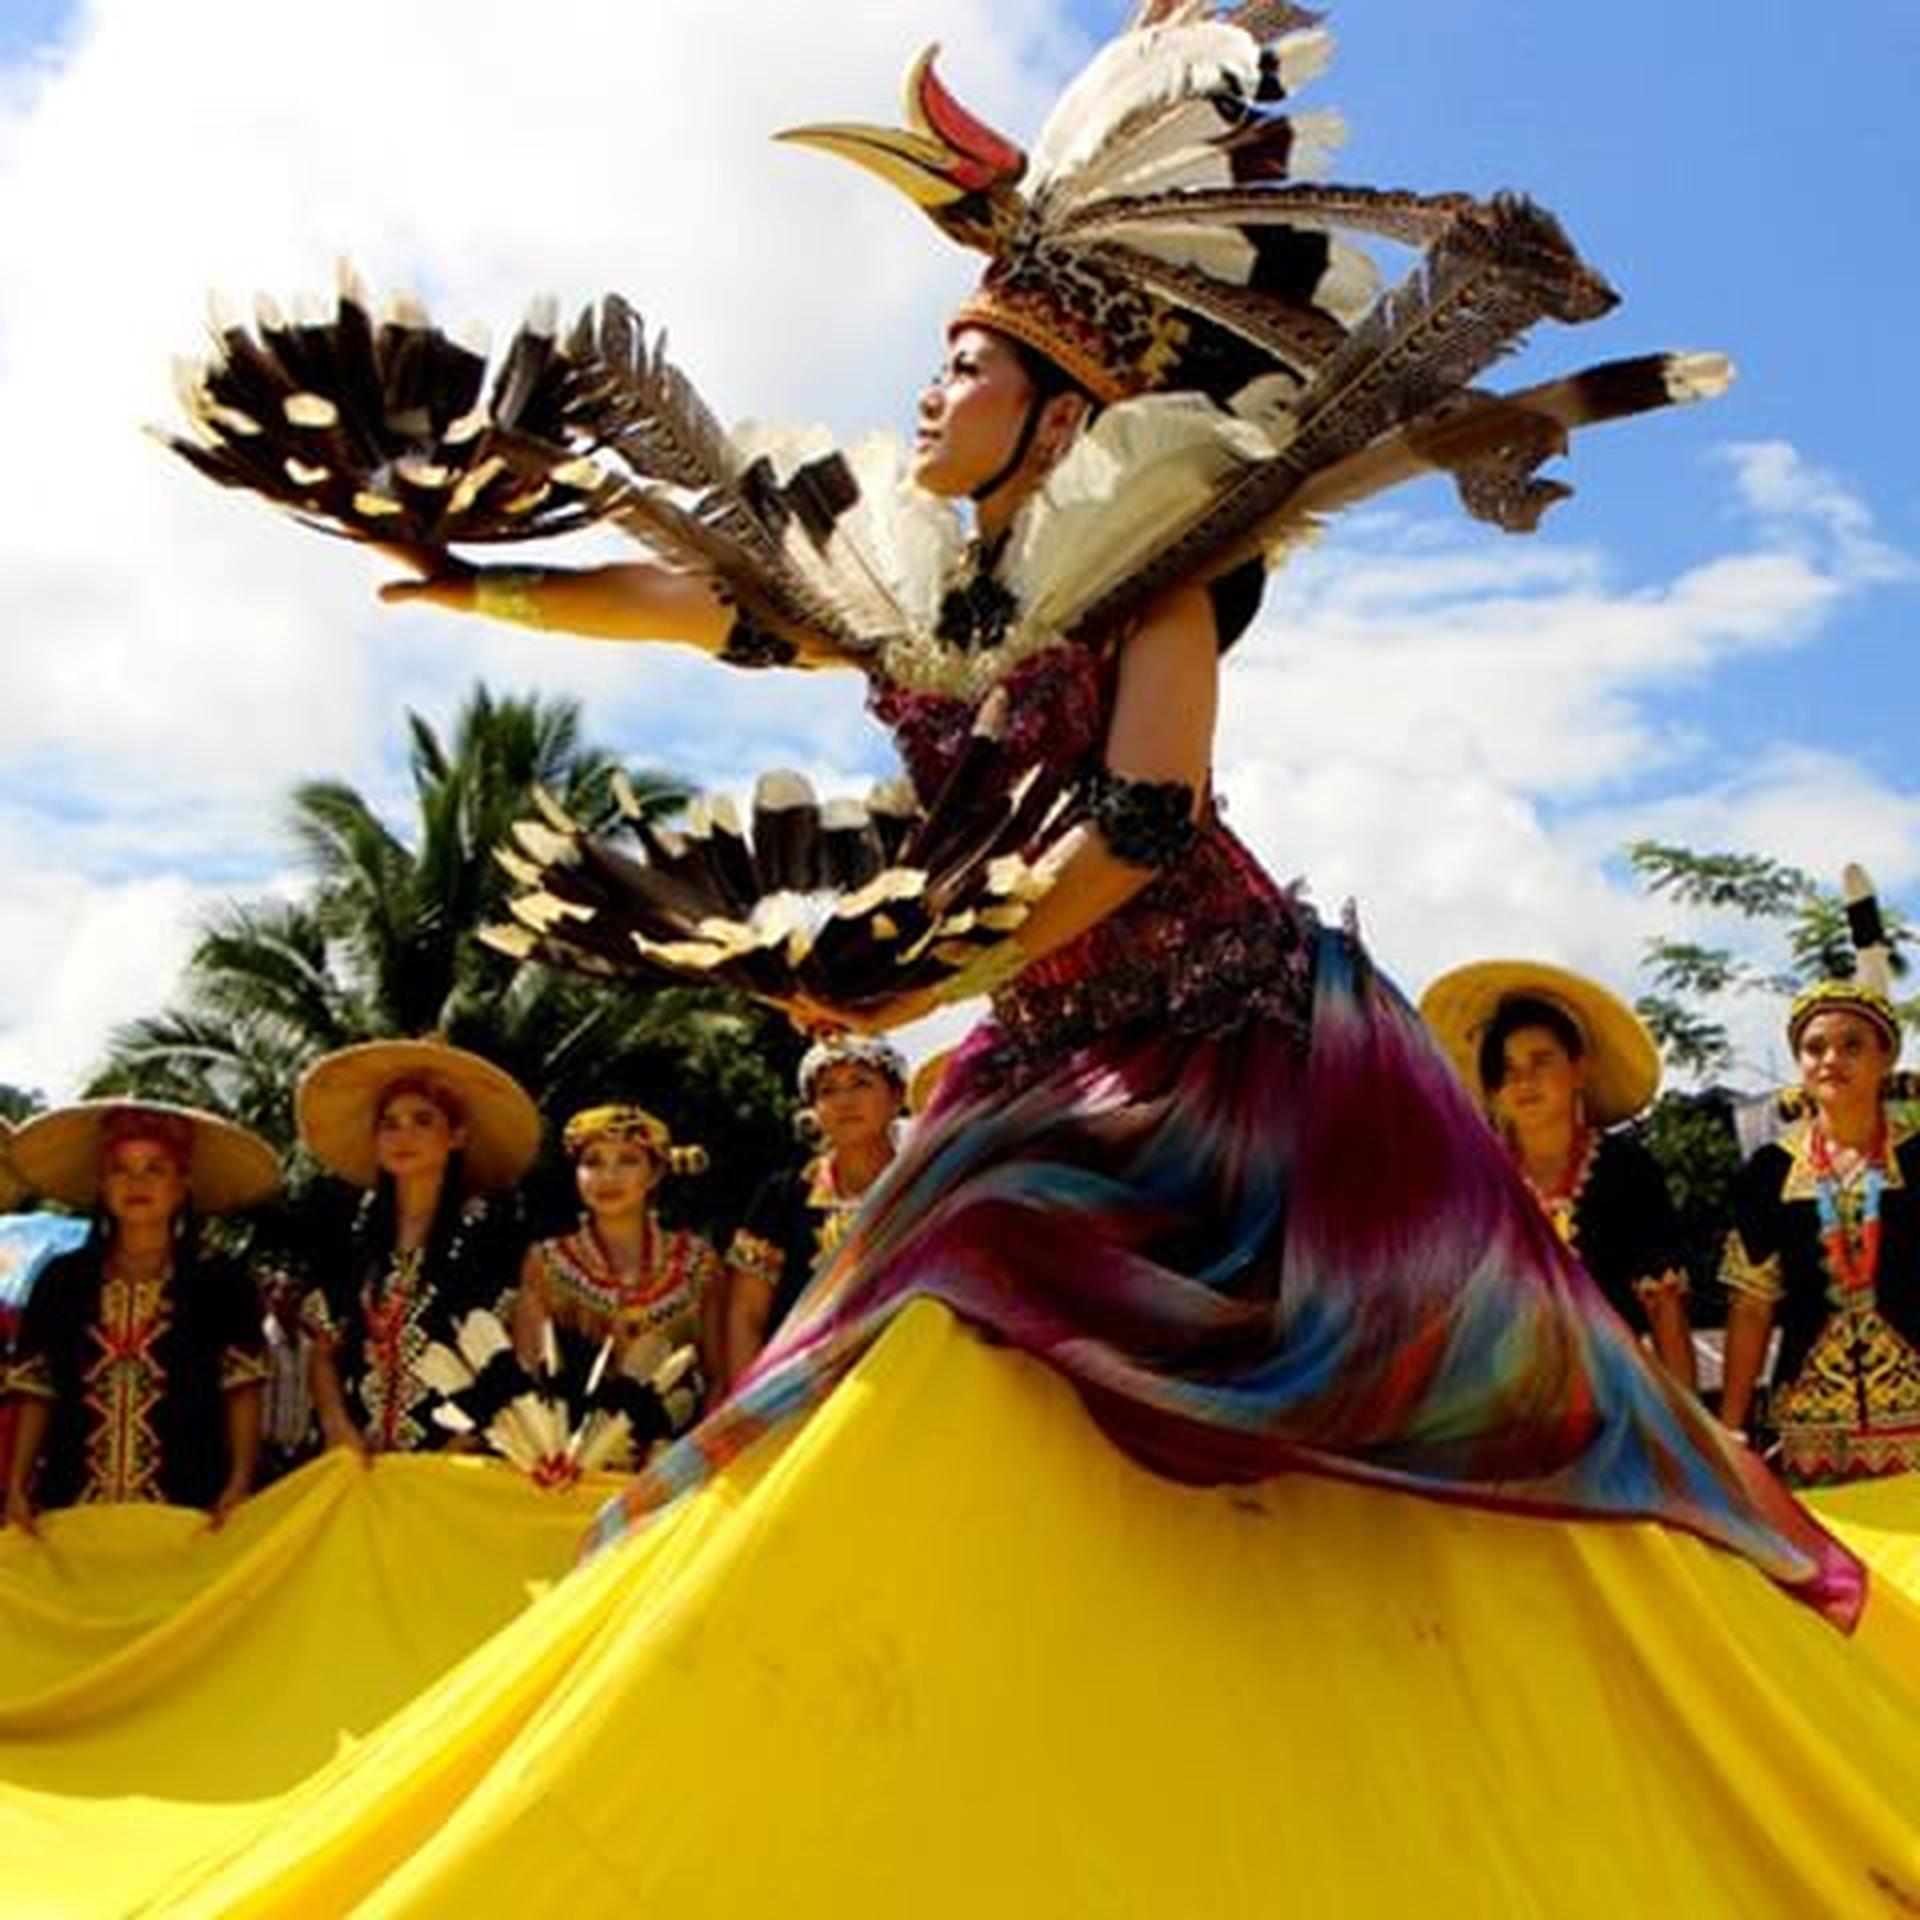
(1211, 461), (1912, 1084)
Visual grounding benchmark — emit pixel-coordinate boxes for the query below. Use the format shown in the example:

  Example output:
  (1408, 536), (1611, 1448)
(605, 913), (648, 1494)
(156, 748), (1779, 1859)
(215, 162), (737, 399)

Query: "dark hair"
(352, 1151), (474, 1298)
(1478, 995), (1584, 1095)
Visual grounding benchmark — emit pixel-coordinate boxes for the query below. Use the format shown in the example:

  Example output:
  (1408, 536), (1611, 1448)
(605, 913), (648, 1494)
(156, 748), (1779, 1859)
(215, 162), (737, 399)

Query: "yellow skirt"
(3, 1299), (1919, 1917)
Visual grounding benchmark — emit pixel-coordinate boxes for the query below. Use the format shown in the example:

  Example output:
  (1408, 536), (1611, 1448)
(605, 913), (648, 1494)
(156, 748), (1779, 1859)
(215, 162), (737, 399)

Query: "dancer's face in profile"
(1491, 1025), (1585, 1134)
(913, 326), (1040, 498)
(99, 1136), (191, 1232)
(811, 1063), (901, 1155)
(574, 1135), (660, 1225)
(374, 1087), (465, 1185)
(1796, 1009), (1891, 1115)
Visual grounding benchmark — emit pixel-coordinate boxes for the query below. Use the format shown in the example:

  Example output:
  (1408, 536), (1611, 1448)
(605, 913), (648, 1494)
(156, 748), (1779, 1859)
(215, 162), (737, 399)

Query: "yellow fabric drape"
(3, 1299), (1919, 1917)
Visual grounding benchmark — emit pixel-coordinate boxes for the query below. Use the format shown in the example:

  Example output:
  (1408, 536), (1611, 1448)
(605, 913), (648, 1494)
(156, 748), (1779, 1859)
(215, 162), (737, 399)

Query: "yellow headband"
(1786, 980), (1901, 1057)
(562, 1104), (708, 1176)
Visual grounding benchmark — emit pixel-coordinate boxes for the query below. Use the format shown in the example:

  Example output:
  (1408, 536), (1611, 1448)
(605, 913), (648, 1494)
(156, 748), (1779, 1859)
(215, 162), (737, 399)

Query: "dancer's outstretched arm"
(380, 559), (853, 669)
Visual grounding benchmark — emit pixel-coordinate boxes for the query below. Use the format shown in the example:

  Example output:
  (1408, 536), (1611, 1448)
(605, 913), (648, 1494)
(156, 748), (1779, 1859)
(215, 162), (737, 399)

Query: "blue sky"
(0, 0), (1913, 1096)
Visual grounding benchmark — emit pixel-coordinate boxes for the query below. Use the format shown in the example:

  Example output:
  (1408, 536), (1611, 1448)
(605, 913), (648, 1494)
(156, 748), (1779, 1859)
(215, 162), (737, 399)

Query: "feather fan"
(484, 727), (1074, 1016)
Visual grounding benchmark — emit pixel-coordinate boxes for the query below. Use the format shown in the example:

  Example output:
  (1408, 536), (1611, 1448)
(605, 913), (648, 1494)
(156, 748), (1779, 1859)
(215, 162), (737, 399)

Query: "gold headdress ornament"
(562, 1104), (708, 1176)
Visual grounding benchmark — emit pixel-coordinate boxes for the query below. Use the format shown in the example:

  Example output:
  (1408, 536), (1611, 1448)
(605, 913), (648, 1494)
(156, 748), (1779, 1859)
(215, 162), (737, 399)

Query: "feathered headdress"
(776, 0), (1728, 570)
(1786, 865), (1903, 1057)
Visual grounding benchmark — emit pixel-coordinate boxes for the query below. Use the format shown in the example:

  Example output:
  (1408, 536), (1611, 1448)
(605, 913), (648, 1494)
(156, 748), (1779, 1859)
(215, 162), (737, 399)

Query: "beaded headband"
(1786, 980), (1901, 1057)
(562, 1104), (708, 1176)
(798, 1036), (908, 1100)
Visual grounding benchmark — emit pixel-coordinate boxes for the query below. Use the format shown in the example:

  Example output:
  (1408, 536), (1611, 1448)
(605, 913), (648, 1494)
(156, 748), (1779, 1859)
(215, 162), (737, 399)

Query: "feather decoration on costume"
(422, 1309), (697, 1483)
(484, 706), (1070, 1009)
(164, 8), (1733, 681)
(161, 267), (608, 551)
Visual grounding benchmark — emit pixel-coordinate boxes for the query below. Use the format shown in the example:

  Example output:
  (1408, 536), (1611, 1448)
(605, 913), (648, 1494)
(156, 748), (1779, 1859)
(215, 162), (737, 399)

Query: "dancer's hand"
(206, 1479), (249, 1530)
(776, 992), (853, 1038)
(4, 1485), (37, 1536)
(776, 981), (948, 1037)
(379, 564), (479, 612)
(321, 1417), (372, 1469)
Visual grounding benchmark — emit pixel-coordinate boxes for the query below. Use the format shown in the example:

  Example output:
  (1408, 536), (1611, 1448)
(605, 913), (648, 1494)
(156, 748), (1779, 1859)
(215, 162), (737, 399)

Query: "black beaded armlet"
(1085, 766), (1198, 870)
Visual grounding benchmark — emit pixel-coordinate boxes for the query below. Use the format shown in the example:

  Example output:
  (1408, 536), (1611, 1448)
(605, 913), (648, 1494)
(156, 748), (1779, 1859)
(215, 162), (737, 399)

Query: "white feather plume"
(1030, 23), (1259, 199)
(1006, 394), (1276, 634)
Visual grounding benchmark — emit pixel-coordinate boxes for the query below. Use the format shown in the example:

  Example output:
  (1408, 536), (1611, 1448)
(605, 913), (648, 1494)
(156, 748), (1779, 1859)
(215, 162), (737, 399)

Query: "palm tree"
(94, 685), (802, 1234)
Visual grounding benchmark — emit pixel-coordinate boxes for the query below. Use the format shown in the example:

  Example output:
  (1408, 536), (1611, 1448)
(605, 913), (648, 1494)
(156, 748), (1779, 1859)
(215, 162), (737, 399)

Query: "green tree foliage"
(1628, 841), (1914, 1080)
(92, 685), (802, 1241)
(0, 1085), (46, 1123)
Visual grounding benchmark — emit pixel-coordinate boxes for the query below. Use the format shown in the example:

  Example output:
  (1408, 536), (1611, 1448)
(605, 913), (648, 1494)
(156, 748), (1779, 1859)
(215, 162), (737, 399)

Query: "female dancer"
(297, 1039), (539, 1459)
(188, 5), (1855, 1618)
(1421, 962), (1697, 1386)
(724, 1037), (907, 1385)
(3, 1101), (277, 1530)
(390, 312), (1855, 1619)
(513, 1103), (718, 1462)
(1720, 981), (1920, 1483)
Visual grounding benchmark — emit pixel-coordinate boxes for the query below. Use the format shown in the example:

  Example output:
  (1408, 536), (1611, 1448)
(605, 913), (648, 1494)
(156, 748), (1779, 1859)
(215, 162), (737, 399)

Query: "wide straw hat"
(1418, 960), (1660, 1129)
(0, 1120), (27, 1212)
(296, 1038), (541, 1192)
(908, 1048), (956, 1117)
(7, 1100), (282, 1213)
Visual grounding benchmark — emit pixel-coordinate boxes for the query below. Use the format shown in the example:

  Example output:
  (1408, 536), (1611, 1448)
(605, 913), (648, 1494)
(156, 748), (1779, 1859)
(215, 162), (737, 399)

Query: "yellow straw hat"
(7, 1100), (282, 1213)
(296, 1038), (541, 1192)
(1418, 960), (1660, 1129)
(908, 1048), (956, 1117)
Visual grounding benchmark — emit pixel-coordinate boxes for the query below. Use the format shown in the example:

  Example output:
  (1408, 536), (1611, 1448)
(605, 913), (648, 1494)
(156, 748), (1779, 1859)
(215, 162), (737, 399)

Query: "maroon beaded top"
(870, 636), (1315, 1077)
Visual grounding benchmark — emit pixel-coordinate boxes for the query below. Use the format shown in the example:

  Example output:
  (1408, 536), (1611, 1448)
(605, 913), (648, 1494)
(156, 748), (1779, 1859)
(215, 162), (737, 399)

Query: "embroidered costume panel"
(5, 1245), (266, 1508)
(303, 1194), (524, 1453)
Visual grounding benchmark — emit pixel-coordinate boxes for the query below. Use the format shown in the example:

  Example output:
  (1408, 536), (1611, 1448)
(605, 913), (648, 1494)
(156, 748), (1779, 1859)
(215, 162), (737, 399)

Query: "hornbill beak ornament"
(778, 47), (1027, 250)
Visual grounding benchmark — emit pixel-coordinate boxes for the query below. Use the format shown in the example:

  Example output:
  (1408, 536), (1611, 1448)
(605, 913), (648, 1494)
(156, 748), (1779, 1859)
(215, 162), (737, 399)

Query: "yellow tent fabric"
(3, 1299), (1919, 1917)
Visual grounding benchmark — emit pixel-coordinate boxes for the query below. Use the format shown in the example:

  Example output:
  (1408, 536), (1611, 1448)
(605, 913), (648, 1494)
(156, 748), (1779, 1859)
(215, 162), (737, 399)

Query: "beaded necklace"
(1521, 1125), (1596, 1248)
(1807, 1120), (1887, 1306)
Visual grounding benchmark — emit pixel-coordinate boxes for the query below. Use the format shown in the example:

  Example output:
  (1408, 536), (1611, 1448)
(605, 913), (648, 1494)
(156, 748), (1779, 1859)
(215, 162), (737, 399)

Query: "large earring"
(1572, 1088), (1589, 1130)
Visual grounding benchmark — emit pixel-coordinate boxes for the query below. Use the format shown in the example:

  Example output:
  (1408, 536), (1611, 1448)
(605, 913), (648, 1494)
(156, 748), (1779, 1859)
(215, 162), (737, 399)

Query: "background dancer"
(724, 1037), (907, 1386)
(1422, 961), (1697, 1387)
(3, 1101), (277, 1530)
